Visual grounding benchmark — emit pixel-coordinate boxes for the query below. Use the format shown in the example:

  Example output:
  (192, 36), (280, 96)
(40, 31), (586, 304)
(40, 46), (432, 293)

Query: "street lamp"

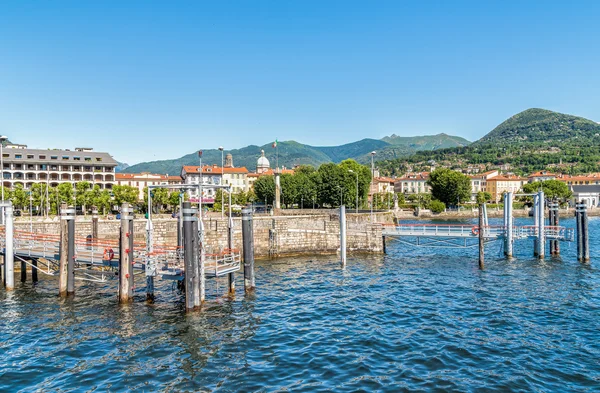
(349, 169), (359, 214)
(0, 135), (7, 201)
(219, 146), (224, 219)
(370, 151), (376, 221)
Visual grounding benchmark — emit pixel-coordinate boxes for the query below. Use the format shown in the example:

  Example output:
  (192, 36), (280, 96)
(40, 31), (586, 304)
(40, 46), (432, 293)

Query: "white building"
(115, 172), (171, 200)
(2, 144), (117, 190)
(394, 172), (431, 194)
(181, 163), (249, 204)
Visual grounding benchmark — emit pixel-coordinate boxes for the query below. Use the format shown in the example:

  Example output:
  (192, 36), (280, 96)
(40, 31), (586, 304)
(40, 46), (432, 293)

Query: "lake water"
(1, 217), (599, 392)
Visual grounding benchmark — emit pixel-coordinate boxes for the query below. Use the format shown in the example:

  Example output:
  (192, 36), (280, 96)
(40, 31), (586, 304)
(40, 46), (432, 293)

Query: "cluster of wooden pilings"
(1, 201), (257, 314)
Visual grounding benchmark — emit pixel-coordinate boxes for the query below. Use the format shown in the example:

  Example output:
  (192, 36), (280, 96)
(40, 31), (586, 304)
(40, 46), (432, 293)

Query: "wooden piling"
(478, 204), (484, 269)
(118, 203), (134, 303)
(241, 207), (255, 292)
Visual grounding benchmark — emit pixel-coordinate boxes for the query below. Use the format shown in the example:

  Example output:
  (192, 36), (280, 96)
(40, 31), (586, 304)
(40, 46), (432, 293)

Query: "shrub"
(430, 200), (446, 214)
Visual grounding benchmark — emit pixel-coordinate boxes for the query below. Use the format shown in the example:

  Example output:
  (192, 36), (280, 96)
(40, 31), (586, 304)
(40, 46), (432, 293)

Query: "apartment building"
(181, 164), (249, 204)
(394, 172), (431, 194)
(486, 174), (527, 202)
(115, 172), (170, 200)
(1, 144), (117, 190)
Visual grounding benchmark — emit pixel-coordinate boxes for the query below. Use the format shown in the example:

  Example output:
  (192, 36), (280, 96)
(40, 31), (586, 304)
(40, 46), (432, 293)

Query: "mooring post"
(506, 192), (513, 258)
(198, 212), (206, 304)
(339, 205), (347, 267)
(533, 194), (539, 257)
(118, 203), (134, 303)
(67, 205), (76, 295)
(538, 191), (545, 259)
(91, 206), (98, 241)
(191, 210), (201, 309)
(182, 201), (196, 311)
(503, 194), (508, 255)
(241, 206), (255, 292)
(478, 203), (484, 269)
(553, 200), (560, 256)
(59, 203), (69, 296)
(581, 202), (590, 262)
(227, 189), (235, 296)
(576, 202), (583, 261)
(4, 204), (14, 290)
(145, 201), (155, 303)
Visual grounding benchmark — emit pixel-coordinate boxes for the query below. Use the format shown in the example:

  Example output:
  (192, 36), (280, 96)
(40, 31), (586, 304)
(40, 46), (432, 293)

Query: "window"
(85, 157), (91, 162)
(2, 153), (7, 158)
(15, 154), (22, 159)
(39, 155), (46, 160)
(62, 156), (69, 160)
(51, 156), (58, 160)
(96, 157), (102, 162)
(27, 155), (34, 159)
(74, 156), (80, 161)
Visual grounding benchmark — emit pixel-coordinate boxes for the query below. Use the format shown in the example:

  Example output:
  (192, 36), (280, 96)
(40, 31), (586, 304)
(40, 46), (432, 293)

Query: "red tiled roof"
(182, 165), (249, 174)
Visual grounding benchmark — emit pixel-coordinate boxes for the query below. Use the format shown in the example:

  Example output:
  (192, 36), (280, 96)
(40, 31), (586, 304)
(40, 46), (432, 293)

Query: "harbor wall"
(13, 212), (392, 257)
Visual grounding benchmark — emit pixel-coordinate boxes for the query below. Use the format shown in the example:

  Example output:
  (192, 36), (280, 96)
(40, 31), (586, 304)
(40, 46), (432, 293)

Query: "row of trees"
(252, 160), (373, 209)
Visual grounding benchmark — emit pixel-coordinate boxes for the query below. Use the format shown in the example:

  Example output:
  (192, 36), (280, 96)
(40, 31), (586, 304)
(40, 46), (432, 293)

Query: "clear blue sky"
(1, 1), (599, 165)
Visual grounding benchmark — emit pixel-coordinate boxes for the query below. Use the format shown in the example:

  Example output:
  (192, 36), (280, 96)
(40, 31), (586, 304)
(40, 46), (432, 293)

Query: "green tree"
(476, 191), (492, 204)
(95, 190), (112, 215)
(168, 191), (182, 211)
(280, 173), (298, 208)
(254, 176), (275, 205)
(523, 180), (572, 200)
(427, 168), (472, 206)
(10, 184), (28, 210)
(430, 200), (446, 213)
(112, 185), (139, 206)
(75, 181), (92, 212)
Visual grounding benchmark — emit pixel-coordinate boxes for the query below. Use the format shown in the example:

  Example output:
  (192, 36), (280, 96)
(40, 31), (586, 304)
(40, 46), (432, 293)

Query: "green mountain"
(474, 108), (600, 145)
(377, 108), (600, 176)
(121, 134), (469, 175)
(382, 133), (471, 150)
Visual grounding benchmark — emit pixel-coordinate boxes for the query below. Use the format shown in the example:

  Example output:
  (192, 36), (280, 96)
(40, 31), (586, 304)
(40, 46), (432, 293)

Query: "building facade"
(394, 172), (431, 194)
(486, 175), (527, 202)
(181, 164), (249, 203)
(2, 144), (117, 190)
(115, 172), (171, 200)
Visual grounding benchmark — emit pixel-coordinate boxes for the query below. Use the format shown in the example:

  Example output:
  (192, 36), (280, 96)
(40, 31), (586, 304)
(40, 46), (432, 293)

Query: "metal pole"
(242, 206), (255, 292)
(503, 193), (508, 255)
(182, 201), (196, 311)
(227, 188), (235, 296)
(576, 203), (583, 262)
(507, 192), (513, 258)
(66, 205), (75, 295)
(58, 203), (68, 296)
(31, 258), (38, 283)
(146, 188), (155, 302)
(370, 152), (374, 222)
(191, 209), (200, 309)
(554, 201), (560, 255)
(533, 194), (539, 257)
(221, 149), (224, 219)
(91, 206), (98, 240)
(355, 172), (359, 213)
(538, 191), (545, 259)
(119, 203), (134, 303)
(198, 206), (206, 304)
(4, 204), (14, 290)
(0, 141), (3, 202)
(340, 205), (347, 268)
(582, 202), (589, 262)
(478, 204), (484, 269)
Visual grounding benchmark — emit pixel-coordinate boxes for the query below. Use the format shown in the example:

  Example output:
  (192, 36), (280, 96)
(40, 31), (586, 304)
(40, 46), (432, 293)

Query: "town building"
(469, 170), (499, 200)
(373, 177), (396, 194)
(528, 170), (557, 183)
(115, 172), (170, 199)
(394, 172), (431, 194)
(486, 174), (527, 202)
(570, 185), (600, 208)
(1, 144), (117, 190)
(181, 164), (249, 204)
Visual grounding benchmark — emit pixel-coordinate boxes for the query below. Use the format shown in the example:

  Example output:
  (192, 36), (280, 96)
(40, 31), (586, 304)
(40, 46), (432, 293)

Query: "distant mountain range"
(377, 108), (600, 175)
(120, 133), (471, 174)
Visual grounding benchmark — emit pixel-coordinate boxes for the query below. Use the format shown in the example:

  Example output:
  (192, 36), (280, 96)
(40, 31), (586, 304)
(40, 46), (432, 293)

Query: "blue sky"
(1, 1), (599, 165)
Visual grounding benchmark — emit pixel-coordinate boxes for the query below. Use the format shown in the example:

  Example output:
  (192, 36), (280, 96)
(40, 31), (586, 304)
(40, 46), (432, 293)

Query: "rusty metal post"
(118, 203), (134, 303)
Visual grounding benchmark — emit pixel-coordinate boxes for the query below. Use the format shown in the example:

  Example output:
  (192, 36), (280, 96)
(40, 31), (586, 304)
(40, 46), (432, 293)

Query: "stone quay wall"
(13, 212), (393, 258)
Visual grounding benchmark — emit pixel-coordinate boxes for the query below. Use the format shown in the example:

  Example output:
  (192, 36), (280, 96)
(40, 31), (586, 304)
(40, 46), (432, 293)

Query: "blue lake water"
(1, 217), (599, 392)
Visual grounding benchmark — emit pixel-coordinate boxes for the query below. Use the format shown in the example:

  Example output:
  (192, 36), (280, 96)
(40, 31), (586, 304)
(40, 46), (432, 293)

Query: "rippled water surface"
(1, 217), (600, 392)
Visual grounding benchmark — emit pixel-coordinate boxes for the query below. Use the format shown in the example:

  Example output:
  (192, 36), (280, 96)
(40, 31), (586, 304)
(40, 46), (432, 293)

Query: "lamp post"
(198, 150), (203, 218)
(349, 169), (359, 213)
(0, 135), (7, 201)
(337, 185), (343, 207)
(370, 151), (376, 221)
(219, 146), (224, 218)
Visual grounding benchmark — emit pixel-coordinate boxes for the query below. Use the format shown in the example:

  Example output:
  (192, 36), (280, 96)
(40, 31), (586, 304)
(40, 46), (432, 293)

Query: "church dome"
(257, 150), (270, 173)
